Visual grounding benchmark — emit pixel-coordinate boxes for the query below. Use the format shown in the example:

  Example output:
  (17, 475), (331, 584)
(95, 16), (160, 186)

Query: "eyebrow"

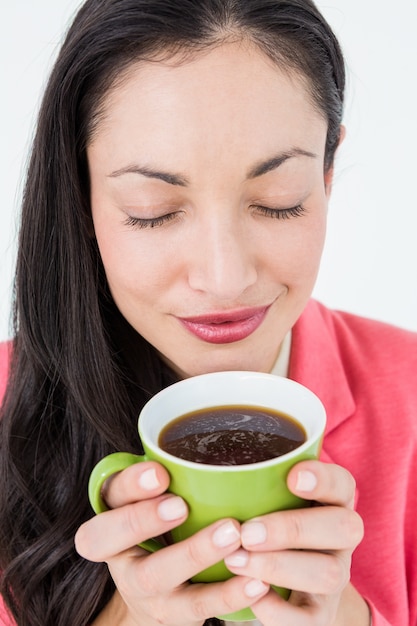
(108, 164), (189, 187)
(107, 147), (317, 186)
(247, 148), (318, 179)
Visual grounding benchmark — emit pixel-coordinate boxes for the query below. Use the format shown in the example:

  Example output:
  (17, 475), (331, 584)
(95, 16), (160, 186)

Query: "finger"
(115, 519), (242, 594)
(101, 461), (171, 509)
(239, 506), (364, 552)
(75, 493), (188, 561)
(250, 588), (337, 626)
(287, 460), (357, 508)
(225, 547), (351, 595)
(160, 576), (270, 624)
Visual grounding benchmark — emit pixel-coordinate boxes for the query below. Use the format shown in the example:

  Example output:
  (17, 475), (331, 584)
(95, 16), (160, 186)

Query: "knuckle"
(338, 465), (356, 493)
(189, 581), (238, 621)
(347, 470), (357, 494)
(184, 536), (209, 570)
(285, 511), (306, 546)
(328, 464), (356, 504)
(219, 592), (239, 616)
(74, 521), (102, 562)
(268, 553), (286, 580)
(74, 523), (91, 558)
(341, 509), (364, 547)
(345, 471), (358, 505)
(321, 555), (348, 594)
(147, 598), (171, 625)
(350, 510), (365, 545)
(122, 502), (145, 541)
(136, 558), (164, 596)
(190, 596), (211, 621)
(220, 578), (246, 613)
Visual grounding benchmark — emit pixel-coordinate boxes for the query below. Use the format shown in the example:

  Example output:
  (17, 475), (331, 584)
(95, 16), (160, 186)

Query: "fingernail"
(244, 579), (269, 598)
(295, 470), (317, 492)
(241, 521), (267, 546)
(224, 549), (249, 568)
(139, 468), (160, 491)
(212, 521), (240, 547)
(157, 496), (187, 521)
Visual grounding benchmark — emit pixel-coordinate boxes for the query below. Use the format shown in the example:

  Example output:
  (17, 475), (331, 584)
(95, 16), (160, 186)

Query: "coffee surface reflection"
(159, 405), (306, 465)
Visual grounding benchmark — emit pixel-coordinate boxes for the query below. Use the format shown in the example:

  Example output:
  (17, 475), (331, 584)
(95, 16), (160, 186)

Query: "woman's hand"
(224, 460), (369, 625)
(75, 461), (269, 626)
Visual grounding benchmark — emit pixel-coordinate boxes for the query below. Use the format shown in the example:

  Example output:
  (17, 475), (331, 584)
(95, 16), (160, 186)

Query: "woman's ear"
(324, 124), (346, 197)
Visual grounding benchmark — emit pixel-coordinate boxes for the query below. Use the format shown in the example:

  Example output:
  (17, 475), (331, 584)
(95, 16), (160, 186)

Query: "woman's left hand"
(224, 460), (370, 625)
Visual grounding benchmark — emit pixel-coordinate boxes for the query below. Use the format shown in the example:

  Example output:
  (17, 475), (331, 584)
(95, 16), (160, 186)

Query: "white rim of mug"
(138, 371), (326, 473)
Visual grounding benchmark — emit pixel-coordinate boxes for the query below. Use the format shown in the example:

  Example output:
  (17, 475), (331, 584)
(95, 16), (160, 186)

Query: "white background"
(1, 0), (416, 341)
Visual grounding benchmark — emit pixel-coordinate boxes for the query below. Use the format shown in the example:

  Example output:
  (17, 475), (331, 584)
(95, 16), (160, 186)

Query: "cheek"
(265, 215), (326, 284)
(94, 224), (177, 302)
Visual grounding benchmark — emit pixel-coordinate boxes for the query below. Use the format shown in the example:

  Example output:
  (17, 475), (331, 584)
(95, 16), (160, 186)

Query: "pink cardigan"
(1, 300), (416, 625)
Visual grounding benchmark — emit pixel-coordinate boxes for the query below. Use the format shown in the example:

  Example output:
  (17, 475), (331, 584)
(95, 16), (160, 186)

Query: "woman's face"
(88, 42), (333, 378)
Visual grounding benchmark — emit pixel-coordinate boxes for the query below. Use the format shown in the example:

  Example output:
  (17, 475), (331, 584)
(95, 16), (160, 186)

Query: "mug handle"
(88, 452), (164, 553)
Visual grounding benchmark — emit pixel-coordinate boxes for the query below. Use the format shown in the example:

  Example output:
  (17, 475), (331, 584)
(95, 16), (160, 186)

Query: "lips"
(178, 305), (270, 344)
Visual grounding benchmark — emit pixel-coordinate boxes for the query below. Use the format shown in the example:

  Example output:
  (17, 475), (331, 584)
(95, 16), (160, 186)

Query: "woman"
(0, 0), (416, 624)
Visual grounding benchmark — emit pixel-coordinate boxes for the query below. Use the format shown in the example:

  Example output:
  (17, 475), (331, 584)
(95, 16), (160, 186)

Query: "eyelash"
(123, 212), (178, 229)
(253, 204), (307, 220)
(123, 204), (306, 230)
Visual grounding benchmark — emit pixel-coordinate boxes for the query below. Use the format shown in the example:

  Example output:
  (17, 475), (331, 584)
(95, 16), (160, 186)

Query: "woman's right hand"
(75, 461), (269, 625)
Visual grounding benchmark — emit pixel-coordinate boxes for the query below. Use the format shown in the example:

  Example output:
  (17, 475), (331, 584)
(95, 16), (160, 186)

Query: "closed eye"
(252, 204), (307, 219)
(123, 212), (179, 229)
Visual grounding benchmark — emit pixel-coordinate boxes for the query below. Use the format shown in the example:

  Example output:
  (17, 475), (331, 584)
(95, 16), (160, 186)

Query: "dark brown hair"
(0, 1), (345, 623)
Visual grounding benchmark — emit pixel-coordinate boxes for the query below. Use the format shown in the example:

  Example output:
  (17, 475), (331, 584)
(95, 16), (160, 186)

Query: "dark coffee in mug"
(158, 405), (306, 465)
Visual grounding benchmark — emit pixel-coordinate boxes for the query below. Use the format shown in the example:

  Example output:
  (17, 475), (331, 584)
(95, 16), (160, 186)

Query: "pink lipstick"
(178, 306), (269, 344)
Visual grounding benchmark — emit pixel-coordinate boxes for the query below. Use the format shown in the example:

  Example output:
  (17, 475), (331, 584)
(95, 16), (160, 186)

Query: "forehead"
(88, 41), (327, 169)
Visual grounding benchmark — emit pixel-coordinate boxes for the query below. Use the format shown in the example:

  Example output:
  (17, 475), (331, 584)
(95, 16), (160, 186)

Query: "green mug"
(89, 371), (326, 621)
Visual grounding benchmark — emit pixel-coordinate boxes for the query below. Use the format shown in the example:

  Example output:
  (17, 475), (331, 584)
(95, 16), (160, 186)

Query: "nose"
(187, 215), (257, 301)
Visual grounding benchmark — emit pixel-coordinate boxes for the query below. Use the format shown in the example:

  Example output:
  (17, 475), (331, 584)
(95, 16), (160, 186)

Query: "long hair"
(0, 1), (345, 623)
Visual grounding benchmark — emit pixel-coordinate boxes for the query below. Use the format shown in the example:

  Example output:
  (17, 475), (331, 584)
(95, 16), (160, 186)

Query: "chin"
(177, 349), (275, 379)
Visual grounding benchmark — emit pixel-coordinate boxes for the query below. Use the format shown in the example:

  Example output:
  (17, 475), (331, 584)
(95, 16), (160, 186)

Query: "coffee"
(158, 405), (306, 465)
